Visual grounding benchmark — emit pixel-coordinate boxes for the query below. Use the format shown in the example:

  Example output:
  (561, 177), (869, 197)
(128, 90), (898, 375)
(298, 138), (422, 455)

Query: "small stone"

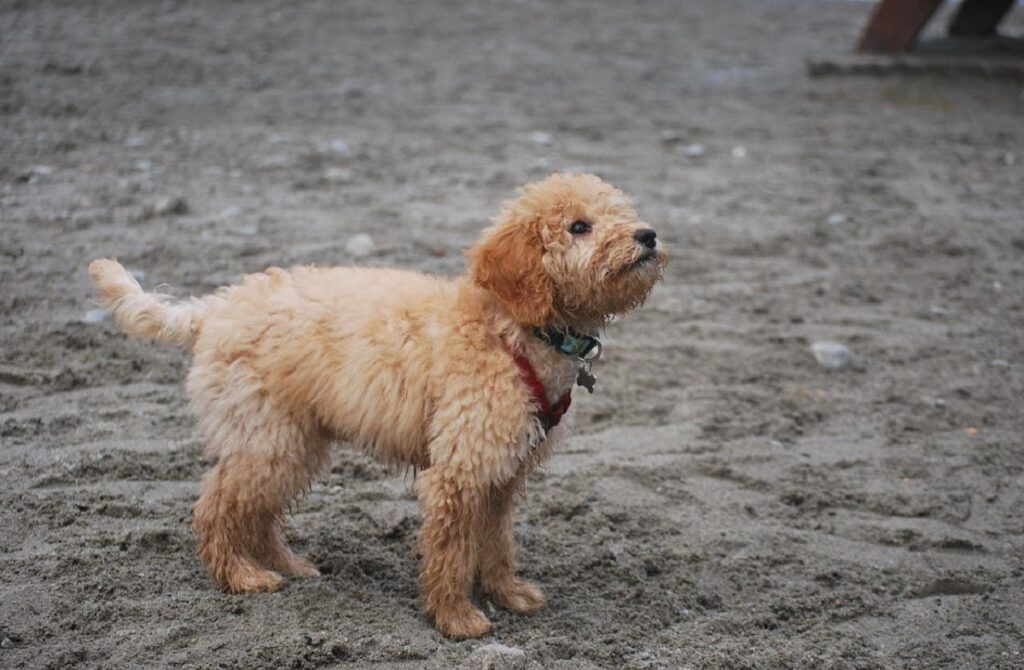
(20, 165), (54, 183)
(124, 135), (146, 148)
(0, 637), (12, 649)
(731, 145), (747, 159)
(466, 643), (526, 670)
(528, 131), (553, 146)
(1003, 152), (1015, 166)
(345, 233), (375, 258)
(82, 309), (107, 323)
(990, 359), (1010, 368)
(134, 159), (152, 171)
(220, 206), (241, 219)
(811, 341), (853, 370)
(322, 139), (351, 155)
(826, 213), (847, 226)
(153, 196), (189, 216)
(684, 143), (706, 157)
(928, 305), (950, 316)
(324, 167), (354, 184)
(658, 130), (684, 145)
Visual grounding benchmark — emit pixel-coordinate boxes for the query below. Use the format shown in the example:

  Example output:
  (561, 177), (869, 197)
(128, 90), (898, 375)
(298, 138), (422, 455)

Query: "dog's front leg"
(415, 465), (493, 639)
(478, 475), (546, 614)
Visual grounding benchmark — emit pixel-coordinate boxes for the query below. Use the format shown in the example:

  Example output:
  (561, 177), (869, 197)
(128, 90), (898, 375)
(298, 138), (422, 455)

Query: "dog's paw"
(285, 555), (321, 578)
(433, 601), (493, 639)
(226, 566), (286, 593)
(487, 579), (546, 614)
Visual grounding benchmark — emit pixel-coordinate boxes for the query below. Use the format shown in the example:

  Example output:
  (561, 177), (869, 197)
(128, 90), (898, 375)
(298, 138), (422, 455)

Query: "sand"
(1, 1), (1022, 668)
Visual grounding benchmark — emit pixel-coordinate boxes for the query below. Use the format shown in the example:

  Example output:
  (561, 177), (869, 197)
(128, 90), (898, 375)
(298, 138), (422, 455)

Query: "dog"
(88, 173), (666, 638)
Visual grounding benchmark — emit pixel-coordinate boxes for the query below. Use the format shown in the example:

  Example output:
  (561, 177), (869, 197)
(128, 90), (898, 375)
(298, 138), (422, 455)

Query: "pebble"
(466, 643), (526, 670)
(658, 130), (683, 145)
(124, 135), (146, 148)
(153, 196), (189, 217)
(528, 131), (553, 146)
(811, 340), (853, 370)
(220, 206), (241, 219)
(134, 159), (152, 172)
(321, 139), (351, 156)
(324, 167), (354, 183)
(826, 213), (847, 226)
(731, 145), (747, 159)
(0, 637), (12, 649)
(82, 309), (107, 323)
(345, 233), (375, 258)
(21, 165), (54, 183)
(684, 143), (706, 157)
(990, 359), (1010, 368)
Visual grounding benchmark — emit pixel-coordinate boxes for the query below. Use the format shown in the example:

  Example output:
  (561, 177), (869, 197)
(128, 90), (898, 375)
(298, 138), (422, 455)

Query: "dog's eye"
(569, 220), (591, 235)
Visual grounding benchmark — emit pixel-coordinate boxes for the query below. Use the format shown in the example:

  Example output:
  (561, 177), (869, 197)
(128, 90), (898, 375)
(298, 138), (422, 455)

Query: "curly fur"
(88, 172), (666, 639)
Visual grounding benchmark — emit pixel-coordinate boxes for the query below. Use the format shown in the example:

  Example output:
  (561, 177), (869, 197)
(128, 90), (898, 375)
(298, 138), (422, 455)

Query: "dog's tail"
(88, 259), (200, 347)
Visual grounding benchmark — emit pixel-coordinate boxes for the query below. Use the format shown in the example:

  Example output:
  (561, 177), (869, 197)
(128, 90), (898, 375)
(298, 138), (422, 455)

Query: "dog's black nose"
(634, 229), (657, 249)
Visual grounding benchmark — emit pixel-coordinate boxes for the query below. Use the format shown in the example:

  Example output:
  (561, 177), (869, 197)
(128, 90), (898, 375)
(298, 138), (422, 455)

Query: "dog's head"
(468, 173), (666, 327)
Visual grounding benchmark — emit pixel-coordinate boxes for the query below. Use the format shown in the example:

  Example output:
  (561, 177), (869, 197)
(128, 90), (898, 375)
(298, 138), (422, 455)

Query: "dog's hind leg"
(190, 366), (329, 592)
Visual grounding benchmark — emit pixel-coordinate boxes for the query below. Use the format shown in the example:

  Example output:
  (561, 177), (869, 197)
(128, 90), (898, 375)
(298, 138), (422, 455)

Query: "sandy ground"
(2, 1), (1023, 668)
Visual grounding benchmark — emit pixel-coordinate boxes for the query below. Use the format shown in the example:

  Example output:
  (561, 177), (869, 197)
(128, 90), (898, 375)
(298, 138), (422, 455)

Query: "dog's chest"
(519, 338), (581, 405)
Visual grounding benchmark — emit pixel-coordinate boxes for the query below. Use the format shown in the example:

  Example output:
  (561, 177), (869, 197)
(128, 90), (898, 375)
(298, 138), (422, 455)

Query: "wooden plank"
(948, 0), (1015, 37)
(857, 0), (945, 54)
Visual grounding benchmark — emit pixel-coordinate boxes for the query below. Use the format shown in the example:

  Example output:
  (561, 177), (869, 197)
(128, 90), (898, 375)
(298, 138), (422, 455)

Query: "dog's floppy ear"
(468, 217), (554, 326)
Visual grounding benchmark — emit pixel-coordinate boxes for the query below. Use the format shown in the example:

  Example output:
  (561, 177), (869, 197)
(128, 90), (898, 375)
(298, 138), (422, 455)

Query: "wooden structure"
(858, 0), (1015, 53)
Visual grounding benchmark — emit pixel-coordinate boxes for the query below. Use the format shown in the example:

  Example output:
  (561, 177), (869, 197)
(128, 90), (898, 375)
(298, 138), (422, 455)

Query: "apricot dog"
(89, 173), (665, 638)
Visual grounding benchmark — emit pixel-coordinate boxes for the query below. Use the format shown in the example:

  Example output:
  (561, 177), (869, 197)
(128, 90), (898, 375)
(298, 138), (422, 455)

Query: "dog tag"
(576, 366), (597, 393)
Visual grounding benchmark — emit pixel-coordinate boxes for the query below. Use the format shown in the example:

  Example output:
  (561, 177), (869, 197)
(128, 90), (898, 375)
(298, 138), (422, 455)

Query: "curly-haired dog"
(89, 173), (666, 638)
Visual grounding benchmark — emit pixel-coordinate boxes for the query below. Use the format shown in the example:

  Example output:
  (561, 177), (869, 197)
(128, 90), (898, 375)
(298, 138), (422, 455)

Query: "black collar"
(532, 325), (601, 359)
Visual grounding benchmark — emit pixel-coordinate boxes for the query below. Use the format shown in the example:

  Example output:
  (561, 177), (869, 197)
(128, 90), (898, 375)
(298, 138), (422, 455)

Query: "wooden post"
(857, 0), (945, 54)
(948, 0), (1015, 37)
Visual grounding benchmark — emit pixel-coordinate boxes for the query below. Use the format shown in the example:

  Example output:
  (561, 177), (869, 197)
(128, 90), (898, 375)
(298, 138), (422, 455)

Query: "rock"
(0, 637), (12, 648)
(320, 139), (351, 156)
(658, 130), (684, 145)
(811, 340), (853, 370)
(826, 213), (847, 226)
(220, 206), (241, 219)
(134, 159), (152, 172)
(152, 196), (189, 217)
(82, 309), (107, 324)
(731, 145), (747, 159)
(124, 135), (146, 148)
(324, 167), (354, 184)
(19, 165), (54, 183)
(345, 233), (375, 258)
(684, 143), (706, 157)
(528, 131), (553, 146)
(465, 643), (526, 670)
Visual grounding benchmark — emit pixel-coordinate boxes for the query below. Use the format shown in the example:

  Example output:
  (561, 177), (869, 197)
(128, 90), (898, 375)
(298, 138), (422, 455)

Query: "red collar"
(504, 341), (572, 433)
